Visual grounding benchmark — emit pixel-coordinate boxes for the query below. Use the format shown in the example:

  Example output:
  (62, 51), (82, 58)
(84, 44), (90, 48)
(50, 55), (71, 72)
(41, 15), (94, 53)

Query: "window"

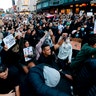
(37, 4), (41, 9)
(42, 2), (48, 7)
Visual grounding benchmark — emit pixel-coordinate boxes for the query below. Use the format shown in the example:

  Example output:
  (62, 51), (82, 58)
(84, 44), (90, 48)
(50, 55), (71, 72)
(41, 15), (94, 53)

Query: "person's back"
(70, 36), (96, 71)
(72, 58), (96, 96)
(71, 43), (96, 69)
(70, 35), (96, 96)
(28, 63), (72, 96)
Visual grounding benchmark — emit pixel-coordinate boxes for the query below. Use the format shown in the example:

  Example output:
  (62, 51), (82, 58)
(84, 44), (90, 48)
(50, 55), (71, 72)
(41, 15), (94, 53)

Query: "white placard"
(87, 12), (93, 17)
(3, 34), (16, 49)
(79, 10), (84, 16)
(94, 20), (96, 34)
(23, 46), (33, 62)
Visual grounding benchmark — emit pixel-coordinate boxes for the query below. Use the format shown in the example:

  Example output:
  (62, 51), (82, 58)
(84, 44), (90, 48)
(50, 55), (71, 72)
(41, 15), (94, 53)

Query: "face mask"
(81, 28), (84, 31)
(76, 33), (79, 37)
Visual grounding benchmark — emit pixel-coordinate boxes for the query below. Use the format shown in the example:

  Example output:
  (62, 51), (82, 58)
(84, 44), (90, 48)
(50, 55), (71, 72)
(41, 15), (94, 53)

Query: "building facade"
(36, 0), (96, 14)
(29, 0), (37, 11)
(16, 0), (38, 12)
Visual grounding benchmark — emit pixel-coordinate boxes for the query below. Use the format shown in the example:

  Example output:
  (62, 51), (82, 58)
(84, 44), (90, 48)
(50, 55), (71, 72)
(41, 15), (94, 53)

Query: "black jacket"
(28, 64), (71, 96)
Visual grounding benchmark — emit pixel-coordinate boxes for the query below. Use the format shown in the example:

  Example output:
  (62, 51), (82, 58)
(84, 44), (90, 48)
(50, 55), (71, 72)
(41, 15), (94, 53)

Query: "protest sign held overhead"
(3, 34), (16, 49)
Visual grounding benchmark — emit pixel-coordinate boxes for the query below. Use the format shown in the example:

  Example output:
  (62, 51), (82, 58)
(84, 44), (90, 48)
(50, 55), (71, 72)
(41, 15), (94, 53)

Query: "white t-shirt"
(58, 39), (72, 62)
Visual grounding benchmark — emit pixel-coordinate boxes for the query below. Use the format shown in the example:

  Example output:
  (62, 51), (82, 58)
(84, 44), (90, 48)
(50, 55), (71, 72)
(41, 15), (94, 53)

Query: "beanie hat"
(43, 66), (60, 87)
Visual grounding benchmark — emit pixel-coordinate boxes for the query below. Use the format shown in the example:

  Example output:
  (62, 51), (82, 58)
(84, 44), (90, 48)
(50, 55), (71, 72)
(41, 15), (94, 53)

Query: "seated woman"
(21, 40), (36, 73)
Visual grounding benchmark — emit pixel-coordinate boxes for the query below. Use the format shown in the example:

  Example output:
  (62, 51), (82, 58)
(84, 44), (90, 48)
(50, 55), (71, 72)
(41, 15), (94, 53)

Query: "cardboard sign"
(70, 38), (82, 43)
(3, 34), (16, 49)
(71, 41), (81, 50)
(23, 46), (33, 62)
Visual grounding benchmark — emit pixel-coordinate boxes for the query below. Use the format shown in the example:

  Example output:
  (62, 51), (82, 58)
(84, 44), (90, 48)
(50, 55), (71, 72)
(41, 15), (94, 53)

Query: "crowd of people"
(0, 12), (96, 96)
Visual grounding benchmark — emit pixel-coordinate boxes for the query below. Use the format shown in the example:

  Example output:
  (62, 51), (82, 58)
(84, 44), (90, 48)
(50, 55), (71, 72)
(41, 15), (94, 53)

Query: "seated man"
(0, 64), (20, 96)
(37, 32), (65, 68)
(38, 43), (73, 80)
(27, 63), (72, 96)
